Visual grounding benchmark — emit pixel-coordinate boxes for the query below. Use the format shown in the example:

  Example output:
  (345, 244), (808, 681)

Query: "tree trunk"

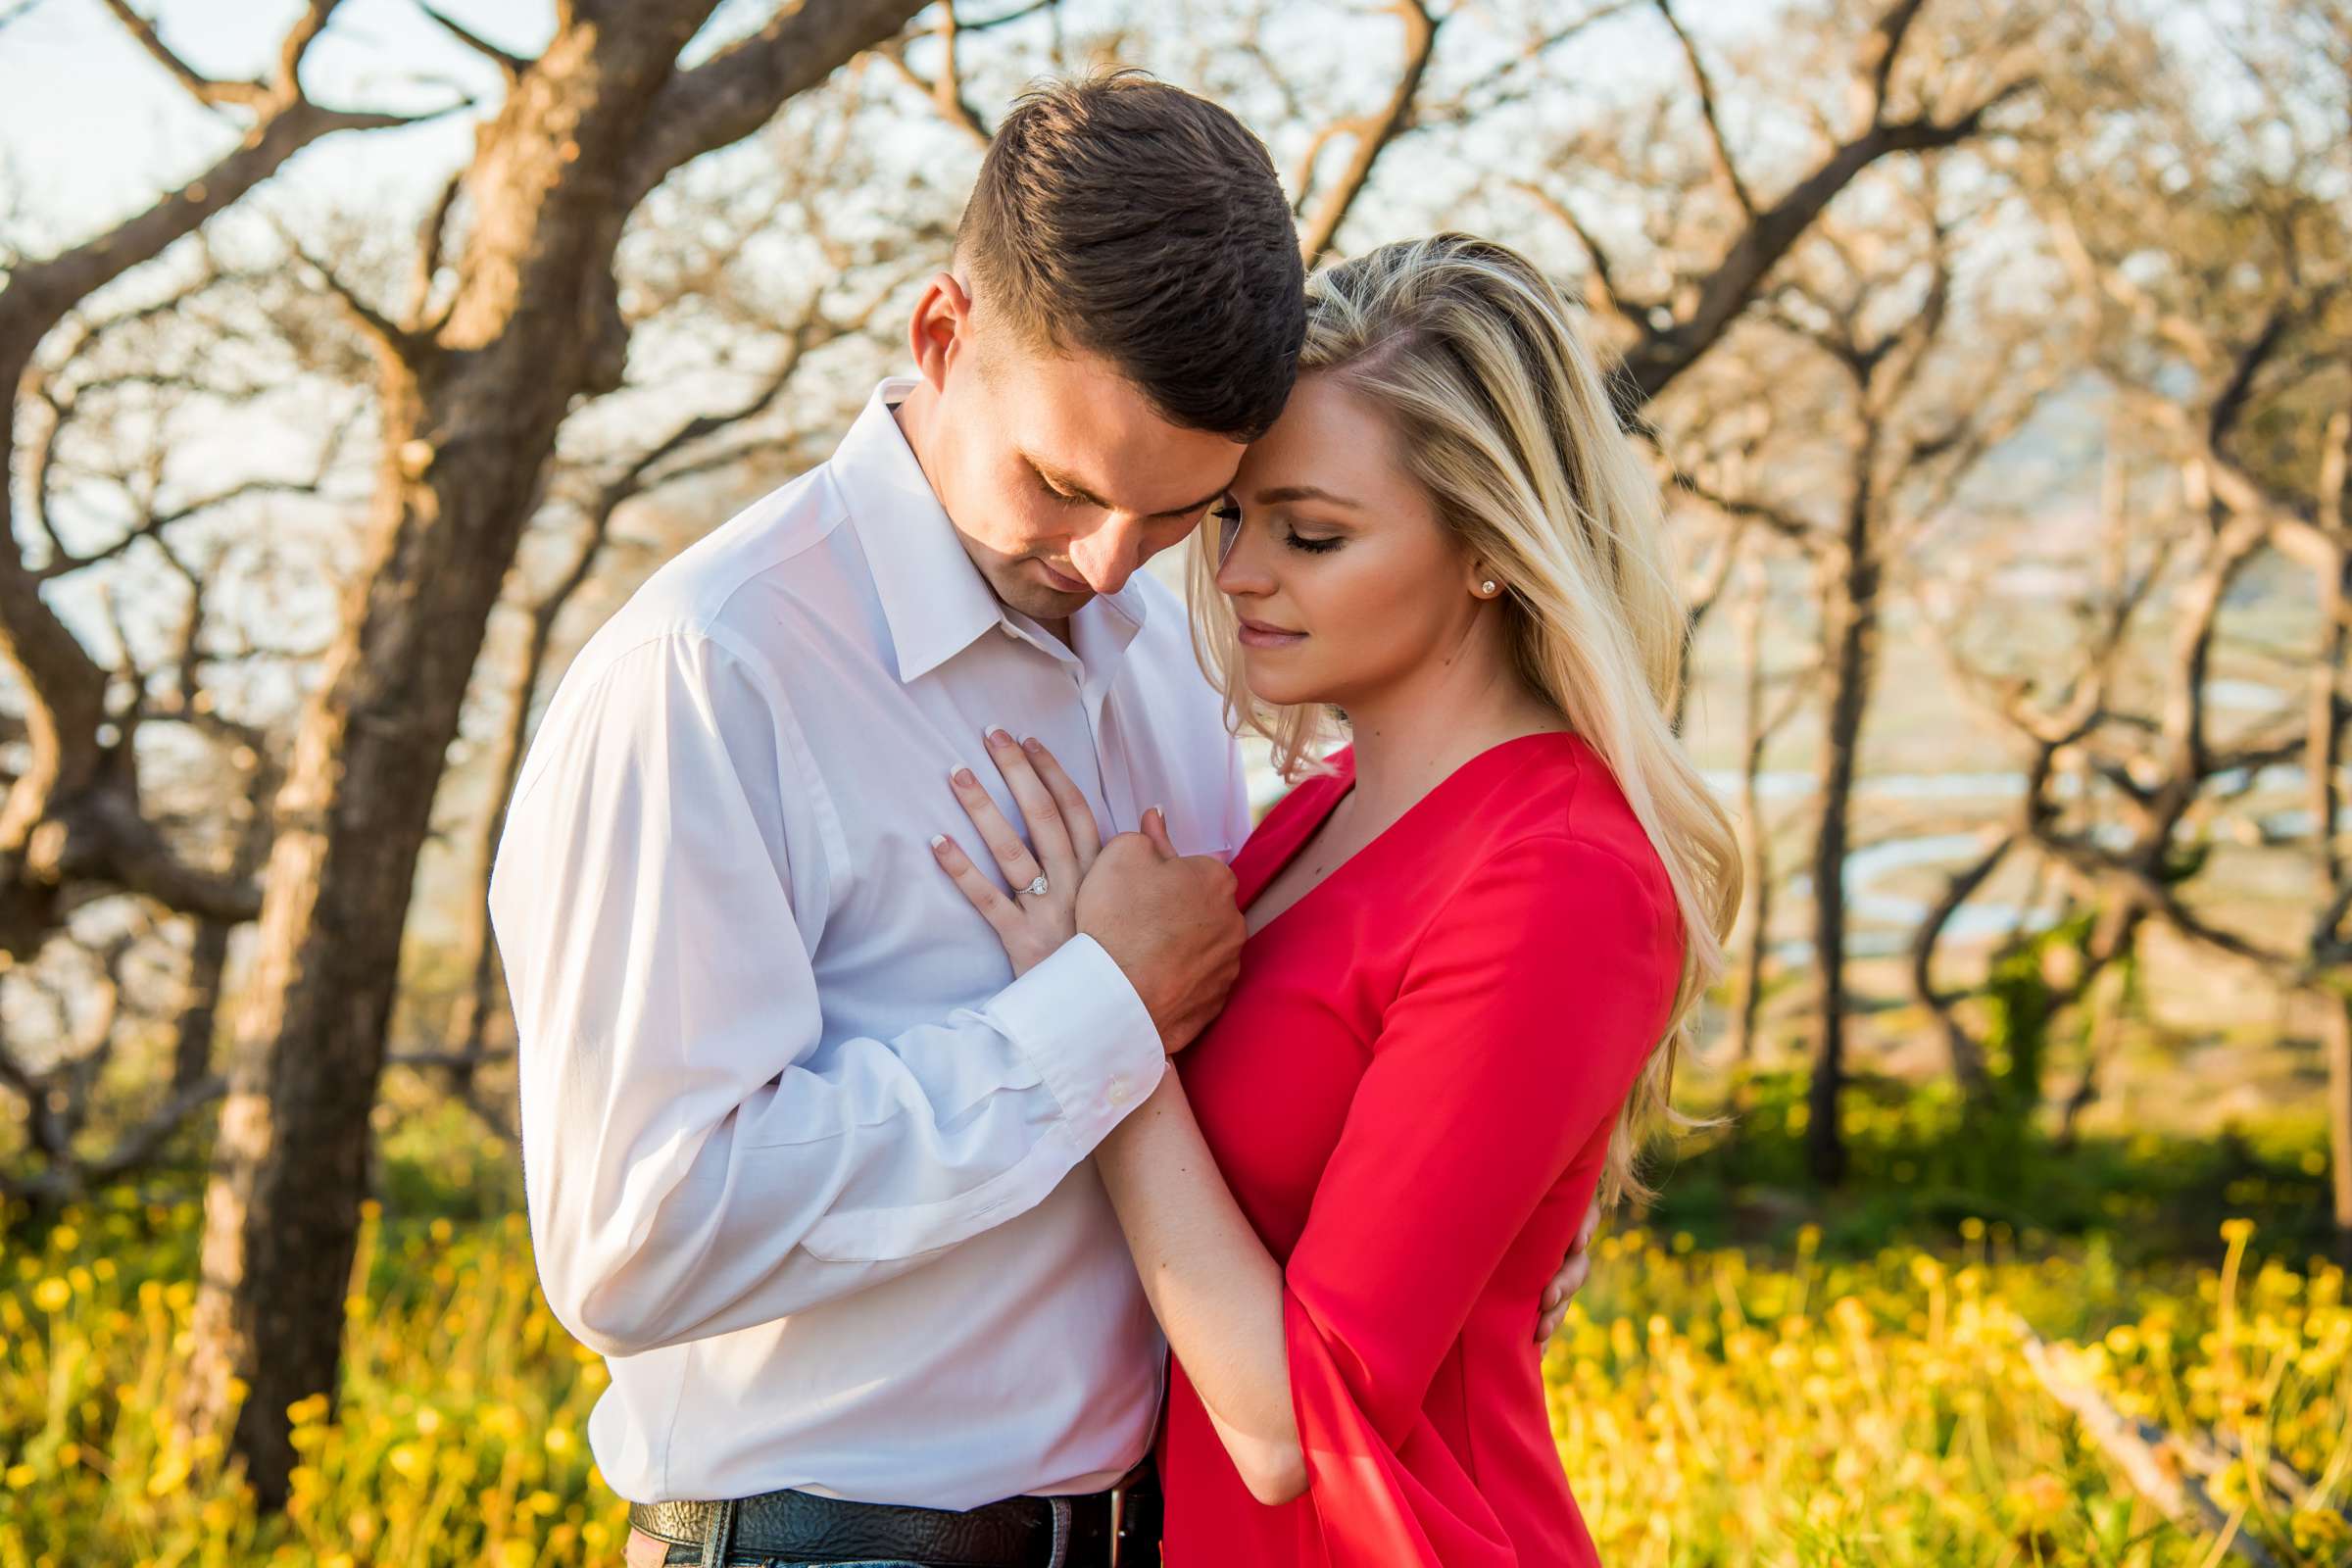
(445, 495), (611, 1082)
(177, 9), (715, 1506)
(181, 292), (619, 1517)
(1808, 503), (1879, 1188)
(2328, 996), (2352, 1265)
(1731, 558), (1774, 1068)
(176, 0), (934, 1507)
(170, 917), (233, 1094)
(2316, 547), (2351, 1262)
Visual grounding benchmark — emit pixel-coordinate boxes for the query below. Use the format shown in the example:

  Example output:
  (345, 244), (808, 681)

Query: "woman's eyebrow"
(1253, 483), (1363, 510)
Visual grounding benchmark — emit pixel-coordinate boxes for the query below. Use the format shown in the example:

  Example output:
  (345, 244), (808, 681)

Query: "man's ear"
(907, 271), (976, 392)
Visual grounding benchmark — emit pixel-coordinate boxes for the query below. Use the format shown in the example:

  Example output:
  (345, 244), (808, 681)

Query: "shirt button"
(1108, 1075), (1132, 1105)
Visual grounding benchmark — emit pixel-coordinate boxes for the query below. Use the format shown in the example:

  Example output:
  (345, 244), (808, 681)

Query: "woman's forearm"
(1094, 1074), (1306, 1504)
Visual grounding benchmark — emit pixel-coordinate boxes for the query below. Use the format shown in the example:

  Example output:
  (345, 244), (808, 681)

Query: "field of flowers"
(0, 1190), (2345, 1568)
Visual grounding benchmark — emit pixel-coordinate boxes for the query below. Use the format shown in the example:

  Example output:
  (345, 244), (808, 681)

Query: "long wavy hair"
(1187, 231), (1742, 1208)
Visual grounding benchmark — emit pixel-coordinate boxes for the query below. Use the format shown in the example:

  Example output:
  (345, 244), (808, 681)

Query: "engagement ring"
(1023, 875), (1049, 898)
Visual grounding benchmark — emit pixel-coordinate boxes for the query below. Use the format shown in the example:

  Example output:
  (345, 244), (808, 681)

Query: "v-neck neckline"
(1236, 730), (1580, 946)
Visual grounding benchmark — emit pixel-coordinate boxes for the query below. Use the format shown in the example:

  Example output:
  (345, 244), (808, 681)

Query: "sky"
(1, 0), (541, 244)
(0, 0), (1689, 254)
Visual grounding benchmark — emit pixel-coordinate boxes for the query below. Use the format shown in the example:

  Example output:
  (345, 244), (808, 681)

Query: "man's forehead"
(986, 338), (1246, 504)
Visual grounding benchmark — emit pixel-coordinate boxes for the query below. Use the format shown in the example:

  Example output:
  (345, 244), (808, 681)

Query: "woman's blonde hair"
(1187, 231), (1742, 1209)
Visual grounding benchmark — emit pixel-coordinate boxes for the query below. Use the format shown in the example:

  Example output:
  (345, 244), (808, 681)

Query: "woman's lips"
(1236, 618), (1306, 650)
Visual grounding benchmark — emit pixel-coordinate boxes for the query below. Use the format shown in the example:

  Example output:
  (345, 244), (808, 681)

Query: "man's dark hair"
(956, 70), (1305, 443)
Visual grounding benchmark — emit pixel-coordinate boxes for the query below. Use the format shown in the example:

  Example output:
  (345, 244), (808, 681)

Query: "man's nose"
(1069, 515), (1146, 596)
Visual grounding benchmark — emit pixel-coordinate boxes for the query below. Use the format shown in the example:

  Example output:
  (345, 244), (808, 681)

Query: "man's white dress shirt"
(488, 377), (1251, 1508)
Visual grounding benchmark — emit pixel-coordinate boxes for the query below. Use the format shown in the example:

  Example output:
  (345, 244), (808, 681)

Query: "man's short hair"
(956, 70), (1305, 443)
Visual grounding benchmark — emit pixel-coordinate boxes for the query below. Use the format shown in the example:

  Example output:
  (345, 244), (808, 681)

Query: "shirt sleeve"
(1278, 835), (1682, 1566)
(488, 630), (1167, 1359)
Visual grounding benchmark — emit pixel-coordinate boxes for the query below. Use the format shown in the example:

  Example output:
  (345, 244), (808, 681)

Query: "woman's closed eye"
(1214, 500), (1344, 559)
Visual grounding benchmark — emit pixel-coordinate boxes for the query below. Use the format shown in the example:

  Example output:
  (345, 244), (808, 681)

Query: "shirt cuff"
(982, 933), (1168, 1150)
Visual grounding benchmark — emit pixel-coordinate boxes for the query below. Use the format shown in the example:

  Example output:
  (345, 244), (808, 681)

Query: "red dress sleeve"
(1280, 835), (1681, 1567)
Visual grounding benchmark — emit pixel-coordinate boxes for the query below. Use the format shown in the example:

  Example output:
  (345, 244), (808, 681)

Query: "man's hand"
(1079, 808), (1243, 1055)
(928, 735), (1240, 1051)
(1536, 1193), (1602, 1344)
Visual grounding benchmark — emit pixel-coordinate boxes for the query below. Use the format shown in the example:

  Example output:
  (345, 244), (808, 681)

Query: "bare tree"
(167, 0), (943, 1507)
(0, 5), (427, 964)
(1908, 444), (2168, 1109)
(1511, 0), (2046, 416)
(1722, 543), (1816, 1073)
(1674, 167), (2060, 1183)
(1, 224), (343, 1199)
(1289, 0), (1440, 266)
(2024, 0), (2352, 1249)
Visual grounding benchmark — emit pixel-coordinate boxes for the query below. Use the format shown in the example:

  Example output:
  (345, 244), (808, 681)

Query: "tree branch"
(417, 2), (530, 84)
(95, 0), (273, 113)
(1854, 0), (1933, 129)
(622, 0), (935, 210)
(406, 169), (466, 331)
(1510, 178), (1644, 323)
(269, 217), (423, 364)
(1297, 0), (1440, 267)
(2208, 294), (2300, 451)
(36, 478), (317, 583)
(1653, 0), (1754, 216)
(1671, 469), (1817, 544)
(871, 6), (991, 150)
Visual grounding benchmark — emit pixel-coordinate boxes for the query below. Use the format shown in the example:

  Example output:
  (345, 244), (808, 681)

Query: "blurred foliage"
(0, 1103), (2342, 1565)
(1557, 1221), (2350, 1566)
(1651, 1070), (2334, 1265)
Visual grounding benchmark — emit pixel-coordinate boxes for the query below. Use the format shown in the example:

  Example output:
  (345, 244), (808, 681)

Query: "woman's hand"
(930, 729), (1104, 976)
(1535, 1193), (1602, 1343)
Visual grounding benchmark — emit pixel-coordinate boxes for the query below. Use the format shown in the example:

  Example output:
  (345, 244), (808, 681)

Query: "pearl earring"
(1480, 580), (1498, 596)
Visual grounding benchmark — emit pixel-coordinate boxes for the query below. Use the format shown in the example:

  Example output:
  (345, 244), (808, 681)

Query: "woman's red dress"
(1155, 731), (1685, 1568)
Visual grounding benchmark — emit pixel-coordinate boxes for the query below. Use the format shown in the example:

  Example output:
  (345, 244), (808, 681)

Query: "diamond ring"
(1023, 875), (1050, 898)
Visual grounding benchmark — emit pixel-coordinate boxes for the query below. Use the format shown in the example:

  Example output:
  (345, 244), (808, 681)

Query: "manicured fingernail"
(952, 767), (976, 786)
(929, 834), (948, 851)
(1021, 736), (1043, 754)
(987, 726), (1013, 746)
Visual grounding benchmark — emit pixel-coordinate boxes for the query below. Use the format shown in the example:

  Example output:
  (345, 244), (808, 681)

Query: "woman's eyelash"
(1211, 502), (1341, 555)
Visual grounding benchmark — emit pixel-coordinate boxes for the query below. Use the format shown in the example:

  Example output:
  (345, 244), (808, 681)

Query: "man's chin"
(991, 562), (1094, 620)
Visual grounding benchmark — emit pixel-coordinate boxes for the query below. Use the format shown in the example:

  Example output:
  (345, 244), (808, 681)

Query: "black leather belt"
(625, 1457), (1161, 1568)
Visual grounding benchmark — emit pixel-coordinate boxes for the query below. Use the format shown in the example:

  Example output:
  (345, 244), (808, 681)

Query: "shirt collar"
(835, 377), (1158, 687)
(836, 377), (1005, 684)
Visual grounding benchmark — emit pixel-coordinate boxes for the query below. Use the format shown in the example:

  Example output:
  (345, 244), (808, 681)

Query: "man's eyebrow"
(1253, 483), (1363, 510)
(1025, 453), (1232, 520)
(1148, 481), (1236, 520)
